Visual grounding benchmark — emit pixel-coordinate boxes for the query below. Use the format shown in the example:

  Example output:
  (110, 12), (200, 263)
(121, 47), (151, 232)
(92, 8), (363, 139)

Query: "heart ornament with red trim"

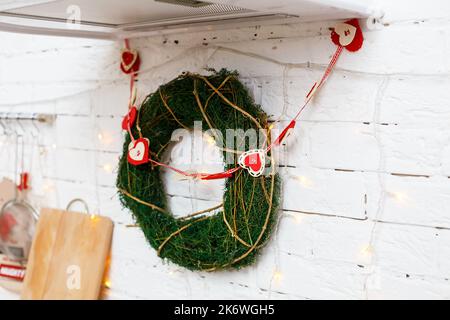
(121, 49), (140, 74)
(122, 106), (137, 131)
(238, 149), (266, 178)
(127, 138), (150, 166)
(334, 23), (356, 46)
(331, 18), (364, 52)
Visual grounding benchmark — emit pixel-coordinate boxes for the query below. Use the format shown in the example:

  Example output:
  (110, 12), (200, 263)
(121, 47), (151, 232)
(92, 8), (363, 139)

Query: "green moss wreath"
(117, 70), (280, 271)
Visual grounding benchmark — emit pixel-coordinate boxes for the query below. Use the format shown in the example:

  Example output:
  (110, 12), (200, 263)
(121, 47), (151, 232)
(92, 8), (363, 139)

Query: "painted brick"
(366, 269), (450, 300)
(255, 248), (368, 299)
(0, 2), (449, 300)
(366, 173), (450, 229)
(373, 223), (450, 278)
(282, 167), (368, 219)
(307, 122), (380, 171)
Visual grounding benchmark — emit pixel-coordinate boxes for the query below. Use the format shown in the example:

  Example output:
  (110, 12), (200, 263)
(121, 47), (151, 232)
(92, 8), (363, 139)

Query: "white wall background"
(1, 0), (450, 299)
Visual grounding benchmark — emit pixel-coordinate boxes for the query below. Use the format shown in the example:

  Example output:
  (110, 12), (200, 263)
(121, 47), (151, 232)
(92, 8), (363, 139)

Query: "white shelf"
(0, 0), (373, 39)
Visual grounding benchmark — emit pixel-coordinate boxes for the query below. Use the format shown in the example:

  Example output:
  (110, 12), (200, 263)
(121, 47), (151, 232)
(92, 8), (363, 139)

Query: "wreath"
(117, 70), (280, 271)
(116, 19), (364, 271)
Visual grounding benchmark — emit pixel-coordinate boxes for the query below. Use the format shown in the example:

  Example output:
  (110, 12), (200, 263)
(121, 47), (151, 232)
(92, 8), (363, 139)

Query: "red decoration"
(127, 138), (150, 166)
(117, 23), (363, 179)
(17, 172), (29, 191)
(238, 149), (266, 177)
(200, 169), (238, 180)
(120, 49), (140, 75)
(0, 213), (17, 242)
(331, 18), (364, 52)
(122, 106), (138, 131)
(0, 263), (26, 281)
(272, 120), (296, 148)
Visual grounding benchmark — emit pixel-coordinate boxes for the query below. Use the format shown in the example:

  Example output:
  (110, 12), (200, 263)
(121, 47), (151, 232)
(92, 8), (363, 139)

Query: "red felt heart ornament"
(238, 149), (266, 177)
(331, 18), (364, 52)
(121, 49), (140, 74)
(122, 106), (138, 131)
(127, 138), (150, 166)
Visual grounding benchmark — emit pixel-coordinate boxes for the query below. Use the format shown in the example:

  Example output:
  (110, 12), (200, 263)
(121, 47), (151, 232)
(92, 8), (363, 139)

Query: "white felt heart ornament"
(238, 149), (266, 178)
(127, 138), (150, 165)
(334, 23), (357, 46)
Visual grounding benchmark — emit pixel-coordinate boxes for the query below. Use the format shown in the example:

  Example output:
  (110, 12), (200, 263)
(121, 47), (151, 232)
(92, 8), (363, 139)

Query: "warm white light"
(388, 191), (408, 203)
(103, 163), (113, 173)
(98, 132), (114, 145)
(273, 270), (283, 282)
(288, 212), (302, 224)
(361, 244), (374, 257)
(52, 143), (57, 149)
(205, 135), (215, 146)
(104, 280), (111, 288)
(296, 175), (312, 188)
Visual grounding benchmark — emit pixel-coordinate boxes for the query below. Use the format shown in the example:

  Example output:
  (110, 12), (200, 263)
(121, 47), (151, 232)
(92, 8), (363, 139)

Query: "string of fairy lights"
(0, 40), (409, 295)
(80, 47), (400, 292)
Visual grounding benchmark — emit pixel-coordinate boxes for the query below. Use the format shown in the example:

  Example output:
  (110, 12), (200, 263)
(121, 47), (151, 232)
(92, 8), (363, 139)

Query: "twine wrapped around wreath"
(117, 69), (280, 271)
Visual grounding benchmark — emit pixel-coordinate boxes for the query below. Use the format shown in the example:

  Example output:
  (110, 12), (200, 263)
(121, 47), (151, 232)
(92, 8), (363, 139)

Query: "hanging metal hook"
(0, 117), (7, 135)
(3, 112), (12, 136)
(31, 113), (40, 138)
(5, 112), (18, 137)
(14, 113), (26, 137)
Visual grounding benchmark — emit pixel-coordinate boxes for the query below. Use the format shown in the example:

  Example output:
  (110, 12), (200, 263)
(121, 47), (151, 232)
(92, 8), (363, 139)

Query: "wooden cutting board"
(21, 208), (113, 300)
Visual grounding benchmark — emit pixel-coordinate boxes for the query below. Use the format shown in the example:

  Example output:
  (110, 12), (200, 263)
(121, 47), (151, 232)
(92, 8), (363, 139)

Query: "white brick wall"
(1, 0), (450, 299)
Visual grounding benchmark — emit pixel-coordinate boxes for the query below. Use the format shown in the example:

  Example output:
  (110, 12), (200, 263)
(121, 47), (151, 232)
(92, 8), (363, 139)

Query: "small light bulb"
(90, 214), (97, 221)
(273, 271), (283, 282)
(361, 244), (374, 257)
(104, 280), (111, 288)
(206, 135), (215, 145)
(388, 191), (408, 203)
(52, 144), (57, 149)
(103, 163), (113, 173)
(296, 176), (312, 188)
(98, 133), (103, 141)
(288, 212), (302, 224)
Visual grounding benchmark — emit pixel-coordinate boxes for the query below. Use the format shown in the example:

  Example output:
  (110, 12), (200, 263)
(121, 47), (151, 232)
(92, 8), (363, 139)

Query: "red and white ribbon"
(122, 19), (363, 180)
